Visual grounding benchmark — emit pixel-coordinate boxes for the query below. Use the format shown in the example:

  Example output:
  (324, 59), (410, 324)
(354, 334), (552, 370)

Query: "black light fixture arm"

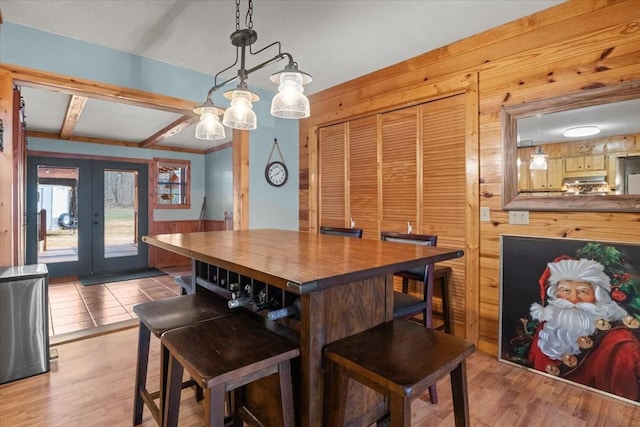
(203, 49), (297, 103)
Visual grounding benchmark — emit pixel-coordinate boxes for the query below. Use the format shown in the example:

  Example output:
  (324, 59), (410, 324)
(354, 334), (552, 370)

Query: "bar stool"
(324, 320), (475, 427)
(162, 314), (300, 427)
(132, 293), (234, 426)
(174, 274), (193, 295)
(319, 225), (363, 238)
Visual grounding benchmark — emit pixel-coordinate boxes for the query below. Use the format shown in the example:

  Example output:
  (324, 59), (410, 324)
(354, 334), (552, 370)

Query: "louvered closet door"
(319, 123), (347, 228)
(348, 116), (379, 240)
(421, 93), (466, 327)
(380, 107), (419, 232)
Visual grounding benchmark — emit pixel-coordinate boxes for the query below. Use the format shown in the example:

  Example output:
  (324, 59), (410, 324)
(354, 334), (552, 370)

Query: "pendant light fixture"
(530, 146), (548, 170)
(194, 0), (312, 140)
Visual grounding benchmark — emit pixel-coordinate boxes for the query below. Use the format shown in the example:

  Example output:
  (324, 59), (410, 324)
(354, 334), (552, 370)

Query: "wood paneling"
(420, 94), (468, 330)
(421, 94), (466, 236)
(301, 0), (640, 352)
(0, 69), (16, 266)
(380, 108), (419, 232)
(316, 90), (476, 337)
(348, 115), (379, 240)
(319, 123), (347, 227)
(232, 129), (249, 231)
(147, 220), (195, 267)
(12, 87), (26, 265)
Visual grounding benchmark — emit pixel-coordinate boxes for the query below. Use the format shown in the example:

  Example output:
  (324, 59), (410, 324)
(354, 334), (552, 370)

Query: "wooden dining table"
(142, 229), (464, 427)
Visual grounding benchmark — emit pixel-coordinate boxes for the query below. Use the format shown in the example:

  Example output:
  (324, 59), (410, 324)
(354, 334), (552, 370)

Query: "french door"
(26, 156), (149, 278)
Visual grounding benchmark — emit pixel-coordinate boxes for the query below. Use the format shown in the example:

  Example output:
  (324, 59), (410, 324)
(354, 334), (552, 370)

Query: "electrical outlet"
(480, 207), (490, 222)
(509, 210), (529, 225)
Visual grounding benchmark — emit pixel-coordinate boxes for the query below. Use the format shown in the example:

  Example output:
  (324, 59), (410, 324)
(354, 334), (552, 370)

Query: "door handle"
(94, 221), (99, 225)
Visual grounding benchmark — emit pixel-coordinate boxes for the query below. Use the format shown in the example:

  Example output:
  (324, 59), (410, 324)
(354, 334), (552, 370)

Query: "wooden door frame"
(304, 73), (480, 343)
(0, 63), (249, 266)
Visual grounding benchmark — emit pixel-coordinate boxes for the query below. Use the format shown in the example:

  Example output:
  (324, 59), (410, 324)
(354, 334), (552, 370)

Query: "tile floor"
(47, 266), (189, 337)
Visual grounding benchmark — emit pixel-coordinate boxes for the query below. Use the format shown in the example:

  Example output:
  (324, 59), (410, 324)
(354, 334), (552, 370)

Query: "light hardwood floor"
(0, 326), (638, 426)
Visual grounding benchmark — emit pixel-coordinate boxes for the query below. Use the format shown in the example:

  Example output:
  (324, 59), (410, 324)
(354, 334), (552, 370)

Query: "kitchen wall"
(299, 0), (640, 354)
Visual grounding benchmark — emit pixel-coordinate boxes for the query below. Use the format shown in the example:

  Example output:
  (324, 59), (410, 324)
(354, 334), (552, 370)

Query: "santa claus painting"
(500, 237), (640, 404)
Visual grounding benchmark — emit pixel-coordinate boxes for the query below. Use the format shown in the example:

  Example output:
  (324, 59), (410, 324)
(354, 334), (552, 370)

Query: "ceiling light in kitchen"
(563, 126), (601, 138)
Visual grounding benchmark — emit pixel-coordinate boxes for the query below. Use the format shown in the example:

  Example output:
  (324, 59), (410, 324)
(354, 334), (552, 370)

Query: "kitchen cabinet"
(531, 158), (563, 190)
(565, 155), (605, 172)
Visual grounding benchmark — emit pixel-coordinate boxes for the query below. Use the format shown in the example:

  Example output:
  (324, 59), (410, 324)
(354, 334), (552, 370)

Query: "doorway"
(26, 156), (149, 278)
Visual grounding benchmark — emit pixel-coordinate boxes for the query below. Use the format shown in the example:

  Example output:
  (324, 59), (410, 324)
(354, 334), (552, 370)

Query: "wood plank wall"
(299, 0), (640, 354)
(148, 219), (225, 267)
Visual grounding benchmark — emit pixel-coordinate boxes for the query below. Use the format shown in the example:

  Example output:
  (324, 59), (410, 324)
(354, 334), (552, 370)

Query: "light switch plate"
(509, 210), (529, 225)
(480, 207), (490, 222)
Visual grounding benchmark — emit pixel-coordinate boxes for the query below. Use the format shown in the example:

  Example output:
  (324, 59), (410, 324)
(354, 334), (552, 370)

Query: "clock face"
(265, 161), (288, 187)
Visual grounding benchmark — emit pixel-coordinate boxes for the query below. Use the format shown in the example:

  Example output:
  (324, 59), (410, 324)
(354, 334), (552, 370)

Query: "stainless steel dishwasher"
(0, 264), (50, 384)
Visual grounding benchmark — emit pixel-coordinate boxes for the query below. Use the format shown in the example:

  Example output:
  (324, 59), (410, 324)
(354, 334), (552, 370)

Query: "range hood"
(563, 174), (610, 194)
(562, 175), (607, 185)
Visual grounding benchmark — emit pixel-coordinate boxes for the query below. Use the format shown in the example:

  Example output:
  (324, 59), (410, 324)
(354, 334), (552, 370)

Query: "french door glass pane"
(104, 169), (139, 259)
(36, 165), (79, 264)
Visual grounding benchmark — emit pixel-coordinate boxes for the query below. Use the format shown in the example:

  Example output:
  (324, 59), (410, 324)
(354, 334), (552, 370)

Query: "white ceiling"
(1, 0), (565, 153)
(517, 98), (640, 147)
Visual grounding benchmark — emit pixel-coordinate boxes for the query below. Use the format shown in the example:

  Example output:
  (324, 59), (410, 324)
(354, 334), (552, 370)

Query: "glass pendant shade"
(529, 146), (548, 170)
(195, 107), (225, 140)
(271, 72), (310, 119)
(222, 90), (258, 130)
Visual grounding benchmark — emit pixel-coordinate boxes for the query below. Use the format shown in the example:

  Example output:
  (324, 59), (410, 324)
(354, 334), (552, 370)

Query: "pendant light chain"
(246, 0), (254, 30)
(235, 0), (240, 30)
(235, 0), (253, 31)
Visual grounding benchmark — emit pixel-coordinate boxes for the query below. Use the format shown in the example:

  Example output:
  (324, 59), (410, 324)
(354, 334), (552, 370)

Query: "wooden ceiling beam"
(26, 130), (204, 155)
(141, 115), (198, 147)
(4, 64), (197, 115)
(59, 95), (87, 139)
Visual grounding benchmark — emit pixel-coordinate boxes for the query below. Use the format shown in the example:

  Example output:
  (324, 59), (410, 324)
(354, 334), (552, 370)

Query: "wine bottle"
(228, 295), (253, 309)
(254, 298), (280, 311)
(267, 298), (301, 320)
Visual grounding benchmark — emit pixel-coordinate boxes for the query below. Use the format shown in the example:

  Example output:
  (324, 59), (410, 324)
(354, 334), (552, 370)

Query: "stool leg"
(450, 360), (470, 427)
(325, 360), (349, 426)
(388, 392), (411, 427)
(440, 274), (452, 334)
(133, 323), (151, 425)
(428, 383), (438, 404)
(206, 383), (226, 427)
(278, 360), (295, 427)
(159, 340), (170, 425)
(163, 353), (184, 427)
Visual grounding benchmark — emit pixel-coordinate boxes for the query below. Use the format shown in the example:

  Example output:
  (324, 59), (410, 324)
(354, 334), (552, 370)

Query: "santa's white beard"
(531, 298), (603, 360)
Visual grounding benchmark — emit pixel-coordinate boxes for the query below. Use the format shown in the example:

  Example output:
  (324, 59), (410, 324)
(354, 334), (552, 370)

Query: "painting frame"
(499, 235), (640, 406)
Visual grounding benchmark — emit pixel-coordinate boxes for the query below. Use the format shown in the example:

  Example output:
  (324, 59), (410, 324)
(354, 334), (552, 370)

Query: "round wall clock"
(265, 138), (288, 187)
(265, 160), (288, 187)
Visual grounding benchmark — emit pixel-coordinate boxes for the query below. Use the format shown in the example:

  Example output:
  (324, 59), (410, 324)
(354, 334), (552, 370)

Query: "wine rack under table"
(194, 260), (301, 329)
